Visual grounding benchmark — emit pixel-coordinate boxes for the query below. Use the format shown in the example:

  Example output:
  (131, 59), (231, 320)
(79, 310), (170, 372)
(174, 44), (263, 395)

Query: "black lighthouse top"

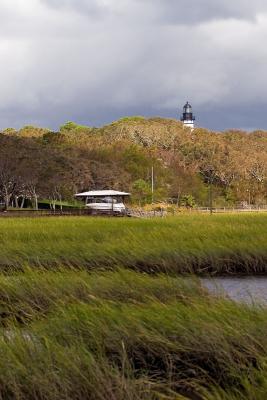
(181, 102), (195, 121)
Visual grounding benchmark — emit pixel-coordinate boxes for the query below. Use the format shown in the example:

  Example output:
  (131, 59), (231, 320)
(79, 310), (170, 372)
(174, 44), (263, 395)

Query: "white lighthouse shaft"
(183, 120), (195, 129)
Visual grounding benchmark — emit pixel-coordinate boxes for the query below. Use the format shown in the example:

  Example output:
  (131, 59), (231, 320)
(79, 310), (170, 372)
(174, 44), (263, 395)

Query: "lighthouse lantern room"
(181, 101), (195, 129)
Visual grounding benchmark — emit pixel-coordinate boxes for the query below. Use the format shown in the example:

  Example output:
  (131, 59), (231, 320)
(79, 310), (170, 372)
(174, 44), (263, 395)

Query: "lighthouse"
(181, 101), (195, 130)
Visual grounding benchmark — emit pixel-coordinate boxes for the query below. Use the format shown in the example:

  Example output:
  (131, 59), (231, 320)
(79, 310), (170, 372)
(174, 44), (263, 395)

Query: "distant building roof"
(75, 190), (130, 197)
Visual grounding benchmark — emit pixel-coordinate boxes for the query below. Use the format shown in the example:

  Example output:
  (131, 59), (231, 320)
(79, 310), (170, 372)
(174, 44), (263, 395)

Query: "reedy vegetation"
(0, 214), (266, 274)
(0, 269), (266, 399)
(0, 215), (266, 399)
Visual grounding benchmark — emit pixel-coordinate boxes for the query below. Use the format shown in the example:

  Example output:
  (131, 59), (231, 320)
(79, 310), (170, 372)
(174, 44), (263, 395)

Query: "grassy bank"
(0, 213), (266, 274)
(0, 269), (266, 399)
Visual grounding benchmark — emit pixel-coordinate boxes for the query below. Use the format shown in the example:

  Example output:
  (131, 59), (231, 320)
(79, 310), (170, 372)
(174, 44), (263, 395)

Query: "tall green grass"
(0, 214), (266, 398)
(0, 269), (204, 325)
(0, 269), (266, 399)
(0, 214), (266, 274)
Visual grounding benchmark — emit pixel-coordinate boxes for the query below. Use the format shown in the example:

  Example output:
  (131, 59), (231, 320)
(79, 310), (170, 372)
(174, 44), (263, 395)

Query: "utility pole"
(209, 182), (213, 215)
(151, 166), (154, 204)
(247, 189), (251, 206)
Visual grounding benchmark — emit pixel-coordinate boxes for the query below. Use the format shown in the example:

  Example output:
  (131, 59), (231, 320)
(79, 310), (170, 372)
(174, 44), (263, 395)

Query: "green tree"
(132, 179), (151, 206)
(181, 195), (196, 209)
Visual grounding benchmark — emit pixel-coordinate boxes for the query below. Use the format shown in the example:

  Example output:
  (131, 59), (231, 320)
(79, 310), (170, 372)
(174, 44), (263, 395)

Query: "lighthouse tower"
(181, 101), (195, 129)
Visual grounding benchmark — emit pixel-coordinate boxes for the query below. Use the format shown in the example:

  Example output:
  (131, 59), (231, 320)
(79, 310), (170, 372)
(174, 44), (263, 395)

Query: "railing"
(0, 209), (110, 218)
(195, 206), (267, 213)
(0, 208), (138, 218)
(0, 206), (266, 218)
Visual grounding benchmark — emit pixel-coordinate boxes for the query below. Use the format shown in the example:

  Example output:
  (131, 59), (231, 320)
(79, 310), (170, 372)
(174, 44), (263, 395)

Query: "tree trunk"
(34, 194), (38, 210)
(20, 197), (25, 209)
(4, 192), (10, 210)
(59, 195), (62, 212)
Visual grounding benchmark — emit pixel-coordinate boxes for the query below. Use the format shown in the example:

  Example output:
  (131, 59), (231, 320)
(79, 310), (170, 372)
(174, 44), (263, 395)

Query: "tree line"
(0, 118), (266, 209)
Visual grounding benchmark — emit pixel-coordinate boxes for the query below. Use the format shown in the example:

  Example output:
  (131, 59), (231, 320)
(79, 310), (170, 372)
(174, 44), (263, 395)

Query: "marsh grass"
(0, 213), (266, 274)
(0, 214), (267, 399)
(0, 269), (204, 326)
(0, 269), (266, 399)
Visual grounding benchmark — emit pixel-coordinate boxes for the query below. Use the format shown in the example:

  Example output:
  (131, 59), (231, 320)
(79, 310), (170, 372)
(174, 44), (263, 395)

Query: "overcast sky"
(1, 0), (267, 131)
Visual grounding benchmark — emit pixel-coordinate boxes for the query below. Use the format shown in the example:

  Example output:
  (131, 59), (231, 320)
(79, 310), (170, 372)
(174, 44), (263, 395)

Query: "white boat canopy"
(75, 190), (130, 197)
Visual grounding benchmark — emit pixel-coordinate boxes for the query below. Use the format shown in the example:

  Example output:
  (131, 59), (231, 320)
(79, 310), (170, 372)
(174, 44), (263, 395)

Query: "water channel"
(201, 277), (267, 305)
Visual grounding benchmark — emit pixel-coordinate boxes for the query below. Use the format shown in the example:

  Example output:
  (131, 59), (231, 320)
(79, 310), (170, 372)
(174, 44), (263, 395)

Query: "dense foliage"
(1, 118), (266, 208)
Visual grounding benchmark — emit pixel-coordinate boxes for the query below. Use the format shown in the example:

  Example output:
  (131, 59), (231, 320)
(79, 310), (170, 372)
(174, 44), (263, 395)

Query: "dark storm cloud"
(0, 0), (267, 131)
(144, 0), (267, 23)
(40, 0), (110, 17)
(41, 0), (267, 23)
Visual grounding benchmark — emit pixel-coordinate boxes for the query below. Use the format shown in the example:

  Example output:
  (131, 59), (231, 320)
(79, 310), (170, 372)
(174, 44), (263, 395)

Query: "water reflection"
(201, 277), (267, 305)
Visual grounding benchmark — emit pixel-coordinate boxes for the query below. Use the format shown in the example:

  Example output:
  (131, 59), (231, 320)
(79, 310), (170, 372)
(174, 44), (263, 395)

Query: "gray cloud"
(143, 0), (267, 24)
(40, 0), (112, 18)
(41, 0), (267, 23)
(0, 0), (267, 131)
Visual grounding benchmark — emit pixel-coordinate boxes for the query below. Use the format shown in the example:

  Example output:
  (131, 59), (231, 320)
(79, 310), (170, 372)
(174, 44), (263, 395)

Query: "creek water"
(201, 277), (267, 305)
